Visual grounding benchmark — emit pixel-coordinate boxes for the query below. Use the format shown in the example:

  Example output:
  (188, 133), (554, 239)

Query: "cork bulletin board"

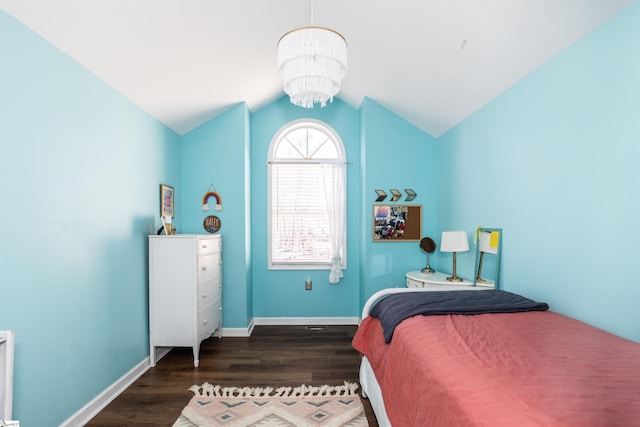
(372, 204), (422, 241)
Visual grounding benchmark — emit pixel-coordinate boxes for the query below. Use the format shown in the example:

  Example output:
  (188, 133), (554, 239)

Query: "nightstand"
(406, 270), (493, 290)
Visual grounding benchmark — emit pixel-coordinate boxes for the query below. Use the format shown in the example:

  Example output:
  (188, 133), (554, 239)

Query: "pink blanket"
(353, 311), (640, 426)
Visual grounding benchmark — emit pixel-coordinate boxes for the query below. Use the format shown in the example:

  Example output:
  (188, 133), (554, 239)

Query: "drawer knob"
(203, 293), (208, 298)
(202, 266), (207, 271)
(202, 245), (208, 249)
(203, 319), (208, 324)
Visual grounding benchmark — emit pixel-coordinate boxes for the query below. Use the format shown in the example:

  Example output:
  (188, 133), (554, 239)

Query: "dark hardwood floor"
(87, 325), (378, 426)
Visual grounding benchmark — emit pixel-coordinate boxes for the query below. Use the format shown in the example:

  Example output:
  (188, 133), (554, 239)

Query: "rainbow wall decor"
(202, 191), (222, 211)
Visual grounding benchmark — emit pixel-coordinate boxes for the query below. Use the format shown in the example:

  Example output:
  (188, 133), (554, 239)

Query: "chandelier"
(277, 26), (348, 109)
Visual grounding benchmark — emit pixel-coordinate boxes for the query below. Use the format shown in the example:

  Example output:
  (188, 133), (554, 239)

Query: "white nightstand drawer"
(405, 271), (489, 291)
(407, 277), (425, 288)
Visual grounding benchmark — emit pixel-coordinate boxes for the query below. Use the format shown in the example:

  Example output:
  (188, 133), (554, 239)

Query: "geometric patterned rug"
(172, 382), (369, 427)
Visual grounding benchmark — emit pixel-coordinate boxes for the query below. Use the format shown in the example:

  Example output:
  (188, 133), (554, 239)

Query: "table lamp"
(440, 230), (469, 281)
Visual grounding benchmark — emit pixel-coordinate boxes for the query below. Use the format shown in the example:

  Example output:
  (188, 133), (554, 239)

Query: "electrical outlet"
(305, 278), (312, 290)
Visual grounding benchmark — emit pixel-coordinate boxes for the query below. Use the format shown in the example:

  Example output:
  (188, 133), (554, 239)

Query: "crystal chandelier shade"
(277, 26), (348, 109)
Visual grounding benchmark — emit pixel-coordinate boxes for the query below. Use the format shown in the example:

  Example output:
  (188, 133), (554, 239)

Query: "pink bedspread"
(352, 311), (640, 426)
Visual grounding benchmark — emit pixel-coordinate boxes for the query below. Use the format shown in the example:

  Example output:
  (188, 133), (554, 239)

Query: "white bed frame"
(358, 287), (486, 427)
(360, 356), (391, 427)
(362, 286), (486, 321)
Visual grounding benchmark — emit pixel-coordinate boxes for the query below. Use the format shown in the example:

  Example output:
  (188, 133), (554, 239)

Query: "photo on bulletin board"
(372, 204), (422, 241)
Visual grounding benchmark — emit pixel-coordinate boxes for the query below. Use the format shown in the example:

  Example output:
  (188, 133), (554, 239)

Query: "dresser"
(406, 270), (493, 290)
(149, 234), (222, 367)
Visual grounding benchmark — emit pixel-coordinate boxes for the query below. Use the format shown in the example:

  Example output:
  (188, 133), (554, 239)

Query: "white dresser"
(149, 234), (222, 367)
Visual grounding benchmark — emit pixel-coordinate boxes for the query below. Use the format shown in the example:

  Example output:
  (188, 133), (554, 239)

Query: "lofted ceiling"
(0, 0), (635, 137)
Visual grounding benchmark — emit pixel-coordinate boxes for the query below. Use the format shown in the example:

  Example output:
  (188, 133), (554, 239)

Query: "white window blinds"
(271, 163), (333, 264)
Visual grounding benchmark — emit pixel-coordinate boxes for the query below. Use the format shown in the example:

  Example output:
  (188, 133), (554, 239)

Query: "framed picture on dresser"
(160, 184), (174, 218)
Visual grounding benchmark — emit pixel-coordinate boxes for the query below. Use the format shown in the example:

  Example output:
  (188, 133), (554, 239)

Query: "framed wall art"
(160, 184), (174, 218)
(372, 204), (422, 241)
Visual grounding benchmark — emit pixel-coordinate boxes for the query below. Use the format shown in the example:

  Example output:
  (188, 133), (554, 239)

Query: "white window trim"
(267, 119), (347, 271)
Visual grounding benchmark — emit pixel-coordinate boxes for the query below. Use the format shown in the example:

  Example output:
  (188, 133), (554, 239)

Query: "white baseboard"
(253, 317), (359, 326)
(221, 318), (255, 337)
(60, 356), (152, 427)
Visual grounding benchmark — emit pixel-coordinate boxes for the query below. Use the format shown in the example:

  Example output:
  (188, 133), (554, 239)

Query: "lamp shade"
(277, 26), (348, 109)
(440, 231), (469, 253)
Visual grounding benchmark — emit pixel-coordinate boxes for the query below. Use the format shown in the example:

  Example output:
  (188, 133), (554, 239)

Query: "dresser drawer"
(211, 274), (222, 300)
(407, 277), (424, 288)
(198, 279), (221, 309)
(197, 303), (219, 338)
(198, 237), (221, 256)
(197, 253), (219, 284)
(211, 298), (222, 334)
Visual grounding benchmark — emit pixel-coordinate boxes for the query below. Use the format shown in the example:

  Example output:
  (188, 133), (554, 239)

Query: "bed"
(352, 288), (640, 427)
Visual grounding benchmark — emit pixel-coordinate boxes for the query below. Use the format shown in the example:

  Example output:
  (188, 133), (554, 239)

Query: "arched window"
(268, 119), (346, 283)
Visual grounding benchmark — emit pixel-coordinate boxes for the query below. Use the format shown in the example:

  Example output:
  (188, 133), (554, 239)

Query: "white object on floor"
(0, 330), (15, 422)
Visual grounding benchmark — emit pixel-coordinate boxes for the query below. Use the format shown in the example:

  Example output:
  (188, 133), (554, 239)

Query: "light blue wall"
(181, 103), (253, 327)
(359, 99), (439, 302)
(0, 10), (182, 427)
(250, 96), (363, 318)
(436, 2), (640, 342)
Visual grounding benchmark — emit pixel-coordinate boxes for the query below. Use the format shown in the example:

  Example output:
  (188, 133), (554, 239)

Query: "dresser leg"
(193, 344), (200, 368)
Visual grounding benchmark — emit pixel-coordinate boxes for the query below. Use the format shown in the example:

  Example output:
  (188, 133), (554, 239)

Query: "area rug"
(173, 381), (369, 427)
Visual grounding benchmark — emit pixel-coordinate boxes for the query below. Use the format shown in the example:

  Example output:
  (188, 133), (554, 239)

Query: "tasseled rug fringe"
(188, 381), (359, 398)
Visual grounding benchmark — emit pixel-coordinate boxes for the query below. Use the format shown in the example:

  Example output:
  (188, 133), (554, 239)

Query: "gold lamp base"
(447, 251), (462, 281)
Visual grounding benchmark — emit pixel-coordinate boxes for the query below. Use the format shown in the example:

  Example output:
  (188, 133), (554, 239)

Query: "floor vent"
(305, 326), (329, 331)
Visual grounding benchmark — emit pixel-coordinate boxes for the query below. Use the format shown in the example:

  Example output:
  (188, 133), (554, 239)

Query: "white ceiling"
(1, 0), (635, 136)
